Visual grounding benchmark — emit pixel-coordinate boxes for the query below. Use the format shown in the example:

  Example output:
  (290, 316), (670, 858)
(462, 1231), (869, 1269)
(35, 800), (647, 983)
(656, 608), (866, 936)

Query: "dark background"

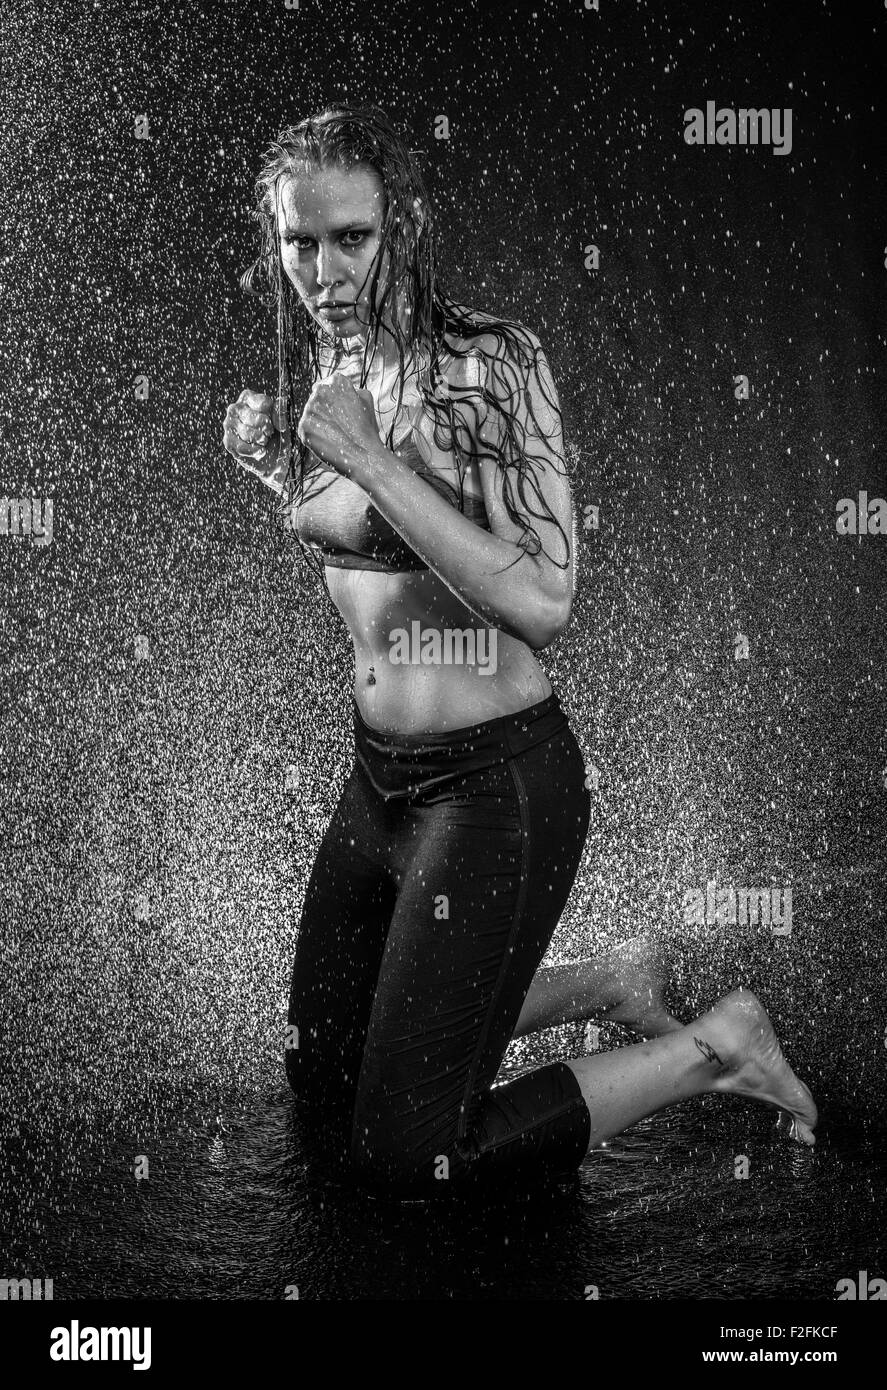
(0, 0), (884, 1299)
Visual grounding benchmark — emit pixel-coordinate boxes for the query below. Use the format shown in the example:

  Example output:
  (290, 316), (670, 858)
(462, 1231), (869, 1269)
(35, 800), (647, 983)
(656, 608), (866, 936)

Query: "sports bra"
(293, 334), (493, 572)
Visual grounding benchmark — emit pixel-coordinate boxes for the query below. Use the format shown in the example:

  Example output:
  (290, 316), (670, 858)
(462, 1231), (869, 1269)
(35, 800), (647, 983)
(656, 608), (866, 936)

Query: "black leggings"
(285, 689), (593, 1198)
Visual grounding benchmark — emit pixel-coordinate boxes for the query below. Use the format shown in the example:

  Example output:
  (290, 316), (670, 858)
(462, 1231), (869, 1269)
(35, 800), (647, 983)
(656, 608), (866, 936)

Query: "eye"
(283, 231), (370, 250)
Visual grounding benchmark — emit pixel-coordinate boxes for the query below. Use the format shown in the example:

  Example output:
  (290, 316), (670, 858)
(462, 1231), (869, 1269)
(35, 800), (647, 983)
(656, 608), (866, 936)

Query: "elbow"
(521, 591), (572, 651)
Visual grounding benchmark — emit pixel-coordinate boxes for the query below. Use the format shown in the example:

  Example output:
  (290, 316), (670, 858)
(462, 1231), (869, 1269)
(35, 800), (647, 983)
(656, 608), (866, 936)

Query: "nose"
(315, 239), (345, 292)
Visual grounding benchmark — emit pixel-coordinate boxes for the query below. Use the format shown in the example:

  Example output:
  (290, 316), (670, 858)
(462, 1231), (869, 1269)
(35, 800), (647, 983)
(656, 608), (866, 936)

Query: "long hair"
(240, 103), (571, 582)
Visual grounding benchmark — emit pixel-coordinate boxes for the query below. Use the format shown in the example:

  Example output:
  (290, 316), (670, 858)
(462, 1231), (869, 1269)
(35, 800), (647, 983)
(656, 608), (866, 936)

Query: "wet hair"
(240, 103), (571, 582)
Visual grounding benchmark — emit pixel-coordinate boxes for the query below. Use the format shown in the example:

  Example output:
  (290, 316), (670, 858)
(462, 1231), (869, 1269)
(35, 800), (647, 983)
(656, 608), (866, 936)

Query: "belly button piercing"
(367, 666), (376, 684)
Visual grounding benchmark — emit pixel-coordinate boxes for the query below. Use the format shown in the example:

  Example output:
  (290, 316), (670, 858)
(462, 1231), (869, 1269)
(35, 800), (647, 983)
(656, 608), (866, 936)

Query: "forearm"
(237, 449), (288, 496)
(355, 445), (560, 649)
(258, 454), (289, 496)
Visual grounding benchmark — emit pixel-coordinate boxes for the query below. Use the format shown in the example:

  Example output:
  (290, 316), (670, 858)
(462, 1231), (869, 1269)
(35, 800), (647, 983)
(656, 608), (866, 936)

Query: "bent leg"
(346, 740), (817, 1199)
(513, 936), (682, 1040)
(562, 988), (817, 1148)
(349, 727), (595, 1196)
(286, 766), (395, 1165)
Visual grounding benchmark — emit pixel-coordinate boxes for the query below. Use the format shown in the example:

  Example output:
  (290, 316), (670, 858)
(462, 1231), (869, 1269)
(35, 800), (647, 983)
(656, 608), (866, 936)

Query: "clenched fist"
(296, 375), (384, 480)
(223, 390), (290, 494)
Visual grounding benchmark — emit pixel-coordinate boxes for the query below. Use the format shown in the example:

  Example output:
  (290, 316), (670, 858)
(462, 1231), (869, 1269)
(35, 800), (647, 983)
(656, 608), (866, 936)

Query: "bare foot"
(706, 989), (818, 1146)
(596, 939), (683, 1039)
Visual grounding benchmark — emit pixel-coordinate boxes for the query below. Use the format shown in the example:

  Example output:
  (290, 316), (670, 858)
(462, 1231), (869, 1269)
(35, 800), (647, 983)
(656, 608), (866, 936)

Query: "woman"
(224, 106), (817, 1199)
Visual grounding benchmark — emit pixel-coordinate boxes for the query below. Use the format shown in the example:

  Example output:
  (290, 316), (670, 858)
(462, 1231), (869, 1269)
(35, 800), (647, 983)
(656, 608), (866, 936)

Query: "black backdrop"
(1, 0), (885, 1303)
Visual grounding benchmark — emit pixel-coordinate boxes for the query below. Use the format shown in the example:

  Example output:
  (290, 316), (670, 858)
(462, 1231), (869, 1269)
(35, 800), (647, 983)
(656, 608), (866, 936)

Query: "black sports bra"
(293, 337), (492, 573)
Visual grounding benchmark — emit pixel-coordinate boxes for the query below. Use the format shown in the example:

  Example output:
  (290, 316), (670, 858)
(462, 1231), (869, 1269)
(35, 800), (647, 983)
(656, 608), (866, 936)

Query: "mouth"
(316, 301), (354, 315)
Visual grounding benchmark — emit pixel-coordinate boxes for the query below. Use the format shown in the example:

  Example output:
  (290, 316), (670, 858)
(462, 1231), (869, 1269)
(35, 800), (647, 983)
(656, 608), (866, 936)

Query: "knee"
(284, 1021), (354, 1108)
(348, 1090), (467, 1195)
(349, 1104), (409, 1188)
(349, 1124), (436, 1195)
(286, 1042), (358, 1178)
(284, 1043), (303, 1098)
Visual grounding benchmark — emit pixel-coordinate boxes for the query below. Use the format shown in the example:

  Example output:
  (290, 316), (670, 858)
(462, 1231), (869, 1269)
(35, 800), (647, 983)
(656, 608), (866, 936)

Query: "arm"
(350, 332), (575, 651)
(223, 391), (291, 495)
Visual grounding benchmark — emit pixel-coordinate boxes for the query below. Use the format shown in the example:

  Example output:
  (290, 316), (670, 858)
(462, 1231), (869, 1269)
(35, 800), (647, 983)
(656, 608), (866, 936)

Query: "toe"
(776, 1110), (816, 1146)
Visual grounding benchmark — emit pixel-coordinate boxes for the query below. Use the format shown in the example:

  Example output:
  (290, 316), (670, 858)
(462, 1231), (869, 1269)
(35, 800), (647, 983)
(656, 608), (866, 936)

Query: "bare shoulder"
(443, 306), (545, 364)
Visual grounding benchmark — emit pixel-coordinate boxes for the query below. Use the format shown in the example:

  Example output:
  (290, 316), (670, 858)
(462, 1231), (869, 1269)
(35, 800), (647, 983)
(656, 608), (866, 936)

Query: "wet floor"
(2, 1051), (882, 1301)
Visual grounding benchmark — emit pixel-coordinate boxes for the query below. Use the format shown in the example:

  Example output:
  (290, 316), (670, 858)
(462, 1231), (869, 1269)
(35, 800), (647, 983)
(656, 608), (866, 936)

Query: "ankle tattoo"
(694, 1035), (725, 1067)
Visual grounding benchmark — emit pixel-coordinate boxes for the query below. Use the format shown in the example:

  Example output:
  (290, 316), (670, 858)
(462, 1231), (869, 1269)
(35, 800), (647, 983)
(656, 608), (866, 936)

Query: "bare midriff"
(324, 564), (553, 735)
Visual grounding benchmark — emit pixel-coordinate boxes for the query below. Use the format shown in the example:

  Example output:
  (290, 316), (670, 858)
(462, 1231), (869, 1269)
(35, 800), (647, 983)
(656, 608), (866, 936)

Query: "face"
(276, 162), (394, 342)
